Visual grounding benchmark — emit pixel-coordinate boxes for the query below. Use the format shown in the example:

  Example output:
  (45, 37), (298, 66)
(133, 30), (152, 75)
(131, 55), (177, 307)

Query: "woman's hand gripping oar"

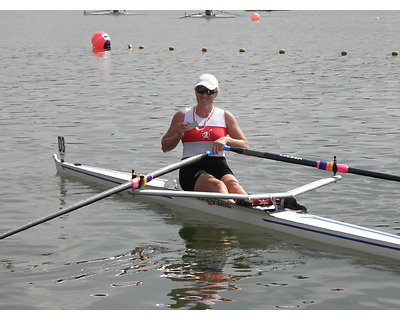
(0, 151), (213, 240)
(223, 146), (400, 182)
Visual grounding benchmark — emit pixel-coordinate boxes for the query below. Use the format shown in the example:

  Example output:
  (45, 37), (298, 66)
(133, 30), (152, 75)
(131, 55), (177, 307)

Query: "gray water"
(1, 10), (400, 310)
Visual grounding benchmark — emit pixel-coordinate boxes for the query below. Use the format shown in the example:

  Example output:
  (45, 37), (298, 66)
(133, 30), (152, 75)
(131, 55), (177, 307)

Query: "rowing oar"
(220, 10), (244, 17)
(224, 146), (400, 183)
(0, 151), (212, 240)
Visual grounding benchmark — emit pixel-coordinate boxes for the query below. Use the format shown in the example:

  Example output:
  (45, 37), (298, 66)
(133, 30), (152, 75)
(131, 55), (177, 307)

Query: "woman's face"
(195, 86), (218, 107)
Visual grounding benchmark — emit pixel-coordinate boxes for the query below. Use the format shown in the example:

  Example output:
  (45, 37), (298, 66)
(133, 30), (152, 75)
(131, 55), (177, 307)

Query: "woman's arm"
(161, 109), (187, 152)
(212, 111), (249, 155)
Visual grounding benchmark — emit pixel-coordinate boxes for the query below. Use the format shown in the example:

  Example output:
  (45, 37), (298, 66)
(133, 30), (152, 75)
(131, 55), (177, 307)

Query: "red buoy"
(251, 13), (260, 21)
(91, 31), (111, 50)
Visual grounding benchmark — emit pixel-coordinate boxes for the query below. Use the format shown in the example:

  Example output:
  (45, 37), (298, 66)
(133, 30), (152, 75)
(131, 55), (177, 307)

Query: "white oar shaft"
(0, 151), (211, 240)
(150, 152), (210, 178)
(0, 181), (132, 240)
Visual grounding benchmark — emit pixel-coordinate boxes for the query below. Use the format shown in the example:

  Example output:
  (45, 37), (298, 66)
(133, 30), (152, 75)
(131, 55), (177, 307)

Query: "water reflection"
(91, 49), (110, 78)
(160, 227), (248, 309)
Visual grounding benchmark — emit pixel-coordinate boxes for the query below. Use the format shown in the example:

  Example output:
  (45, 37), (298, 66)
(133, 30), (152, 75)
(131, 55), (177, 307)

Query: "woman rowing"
(161, 74), (249, 201)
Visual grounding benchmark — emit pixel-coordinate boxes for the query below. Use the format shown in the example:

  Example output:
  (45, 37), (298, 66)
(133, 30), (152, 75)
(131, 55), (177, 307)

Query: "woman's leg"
(221, 174), (247, 195)
(194, 173), (229, 193)
(194, 173), (247, 203)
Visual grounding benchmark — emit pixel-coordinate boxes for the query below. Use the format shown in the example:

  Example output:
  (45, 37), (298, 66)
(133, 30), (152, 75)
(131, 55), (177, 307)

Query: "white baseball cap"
(194, 74), (219, 90)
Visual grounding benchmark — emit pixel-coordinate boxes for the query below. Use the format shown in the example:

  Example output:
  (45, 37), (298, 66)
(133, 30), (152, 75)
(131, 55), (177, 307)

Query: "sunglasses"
(195, 87), (218, 95)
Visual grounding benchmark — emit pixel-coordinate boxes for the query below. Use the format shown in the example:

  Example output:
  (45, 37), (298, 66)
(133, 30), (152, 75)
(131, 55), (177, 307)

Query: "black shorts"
(179, 157), (234, 191)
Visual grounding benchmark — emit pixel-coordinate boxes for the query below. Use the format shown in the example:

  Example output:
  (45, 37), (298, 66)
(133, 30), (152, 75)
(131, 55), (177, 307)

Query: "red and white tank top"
(181, 106), (227, 158)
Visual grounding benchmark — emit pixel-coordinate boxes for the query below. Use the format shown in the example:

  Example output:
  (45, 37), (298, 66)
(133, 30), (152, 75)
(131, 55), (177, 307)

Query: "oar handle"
(224, 146), (400, 182)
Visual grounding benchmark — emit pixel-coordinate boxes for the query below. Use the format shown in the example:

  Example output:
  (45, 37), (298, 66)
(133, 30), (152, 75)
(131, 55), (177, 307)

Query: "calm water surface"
(1, 10), (400, 310)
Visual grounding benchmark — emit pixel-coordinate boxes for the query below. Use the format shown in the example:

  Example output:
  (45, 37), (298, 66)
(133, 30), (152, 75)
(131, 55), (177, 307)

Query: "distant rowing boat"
(49, 138), (400, 261)
(84, 10), (143, 16)
(180, 11), (239, 19)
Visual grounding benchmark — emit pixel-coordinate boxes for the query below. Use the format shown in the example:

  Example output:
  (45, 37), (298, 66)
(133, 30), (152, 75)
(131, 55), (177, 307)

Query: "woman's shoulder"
(175, 107), (191, 115)
(175, 106), (194, 114)
(220, 108), (235, 118)
(172, 107), (193, 121)
(214, 106), (226, 114)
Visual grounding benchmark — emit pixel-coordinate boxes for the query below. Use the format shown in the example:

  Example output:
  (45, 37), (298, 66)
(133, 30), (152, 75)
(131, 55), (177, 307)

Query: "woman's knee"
(223, 178), (247, 194)
(195, 174), (228, 193)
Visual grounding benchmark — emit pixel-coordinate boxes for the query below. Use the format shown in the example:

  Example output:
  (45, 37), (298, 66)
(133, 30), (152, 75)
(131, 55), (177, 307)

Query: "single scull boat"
(51, 140), (400, 261)
(180, 11), (237, 19)
(84, 10), (143, 16)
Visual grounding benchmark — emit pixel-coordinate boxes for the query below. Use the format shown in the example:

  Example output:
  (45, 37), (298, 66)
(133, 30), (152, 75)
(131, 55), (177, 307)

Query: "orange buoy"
(91, 31), (111, 50)
(251, 13), (260, 21)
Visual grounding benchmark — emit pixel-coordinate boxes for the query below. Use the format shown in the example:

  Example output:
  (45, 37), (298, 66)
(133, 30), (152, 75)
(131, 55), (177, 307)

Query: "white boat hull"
(181, 13), (236, 19)
(84, 10), (143, 16)
(188, 15), (235, 18)
(53, 154), (400, 261)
